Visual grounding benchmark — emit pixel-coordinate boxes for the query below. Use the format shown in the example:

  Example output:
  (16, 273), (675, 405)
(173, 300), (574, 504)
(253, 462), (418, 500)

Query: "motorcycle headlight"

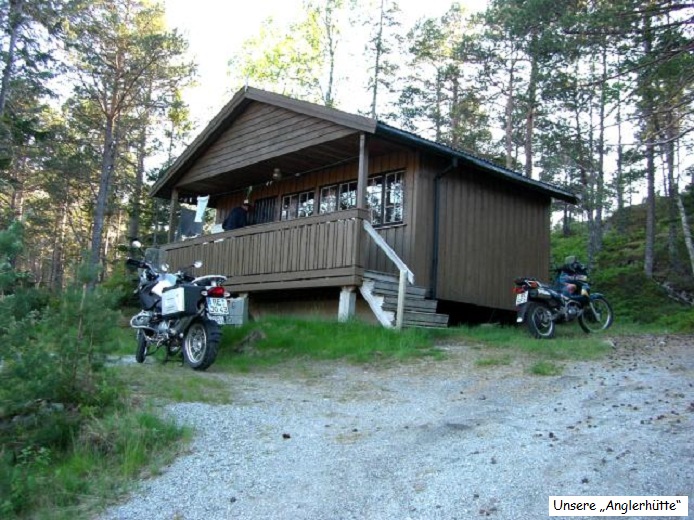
(160, 263), (170, 273)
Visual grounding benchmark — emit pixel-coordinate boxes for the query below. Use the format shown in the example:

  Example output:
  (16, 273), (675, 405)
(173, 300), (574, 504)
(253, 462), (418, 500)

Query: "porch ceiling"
(175, 134), (408, 203)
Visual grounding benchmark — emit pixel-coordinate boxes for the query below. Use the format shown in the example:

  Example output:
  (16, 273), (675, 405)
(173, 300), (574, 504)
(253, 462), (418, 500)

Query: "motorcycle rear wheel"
(182, 318), (221, 371)
(578, 296), (614, 333)
(526, 303), (555, 339)
(135, 330), (147, 363)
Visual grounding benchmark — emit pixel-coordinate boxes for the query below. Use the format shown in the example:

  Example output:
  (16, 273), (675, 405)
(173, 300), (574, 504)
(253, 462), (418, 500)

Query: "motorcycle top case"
(161, 285), (202, 317)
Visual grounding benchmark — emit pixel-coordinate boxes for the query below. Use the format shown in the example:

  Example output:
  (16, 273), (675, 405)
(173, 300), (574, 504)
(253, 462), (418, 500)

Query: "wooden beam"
(356, 133), (369, 210)
(168, 188), (180, 242)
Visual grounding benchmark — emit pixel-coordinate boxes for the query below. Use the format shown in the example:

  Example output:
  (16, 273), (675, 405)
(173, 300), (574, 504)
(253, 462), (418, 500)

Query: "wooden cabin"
(151, 87), (578, 328)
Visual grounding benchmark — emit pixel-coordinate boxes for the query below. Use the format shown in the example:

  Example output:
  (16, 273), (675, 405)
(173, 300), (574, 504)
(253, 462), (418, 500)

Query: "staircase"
(360, 271), (449, 328)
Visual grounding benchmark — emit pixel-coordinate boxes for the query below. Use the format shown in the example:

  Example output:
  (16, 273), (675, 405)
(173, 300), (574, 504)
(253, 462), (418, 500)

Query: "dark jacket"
(222, 206), (248, 231)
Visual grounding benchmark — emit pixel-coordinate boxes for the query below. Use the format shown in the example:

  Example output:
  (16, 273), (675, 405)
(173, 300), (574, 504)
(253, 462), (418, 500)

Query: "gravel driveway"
(99, 336), (693, 519)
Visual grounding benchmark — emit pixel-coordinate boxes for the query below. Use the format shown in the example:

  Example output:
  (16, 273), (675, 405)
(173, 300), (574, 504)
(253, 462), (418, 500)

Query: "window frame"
(280, 189), (315, 221)
(318, 169), (404, 227)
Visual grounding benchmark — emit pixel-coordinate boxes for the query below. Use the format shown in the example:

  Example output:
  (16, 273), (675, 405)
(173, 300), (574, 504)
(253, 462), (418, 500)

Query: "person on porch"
(222, 200), (251, 230)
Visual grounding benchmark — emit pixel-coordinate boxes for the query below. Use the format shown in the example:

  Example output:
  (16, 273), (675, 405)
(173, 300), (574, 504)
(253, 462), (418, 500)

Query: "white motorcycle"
(125, 241), (231, 370)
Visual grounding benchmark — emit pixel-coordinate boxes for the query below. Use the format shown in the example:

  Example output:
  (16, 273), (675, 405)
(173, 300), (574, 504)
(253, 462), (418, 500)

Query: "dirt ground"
(101, 335), (694, 520)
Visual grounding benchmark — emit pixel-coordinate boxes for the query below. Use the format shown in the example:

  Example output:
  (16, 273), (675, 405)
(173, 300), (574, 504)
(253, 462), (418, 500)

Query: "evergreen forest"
(0, 1), (693, 517)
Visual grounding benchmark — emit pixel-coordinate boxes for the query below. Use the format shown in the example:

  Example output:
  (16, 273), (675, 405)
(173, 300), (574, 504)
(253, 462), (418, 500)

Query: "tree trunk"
(89, 114), (118, 273)
(677, 194), (694, 277)
(589, 46), (608, 265)
(370, 0), (385, 118)
(644, 136), (656, 278)
(615, 80), (626, 235)
(0, 0), (23, 117)
(504, 58), (515, 169)
(664, 122), (679, 270)
(643, 16), (656, 279)
(51, 196), (69, 291)
(450, 75), (460, 148)
(128, 124), (147, 241)
(524, 53), (538, 179)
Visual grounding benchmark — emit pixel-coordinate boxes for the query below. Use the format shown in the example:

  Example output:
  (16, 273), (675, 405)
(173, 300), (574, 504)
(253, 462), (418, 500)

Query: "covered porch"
(161, 209), (369, 293)
(158, 208), (447, 328)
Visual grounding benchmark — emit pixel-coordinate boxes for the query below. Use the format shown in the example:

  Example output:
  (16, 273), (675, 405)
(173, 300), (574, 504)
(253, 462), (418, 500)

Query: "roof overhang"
(152, 87), (579, 206)
(375, 123), (579, 205)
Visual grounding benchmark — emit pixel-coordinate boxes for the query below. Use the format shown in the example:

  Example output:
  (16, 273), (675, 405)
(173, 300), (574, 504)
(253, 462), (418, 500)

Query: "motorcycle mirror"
(193, 261), (203, 269)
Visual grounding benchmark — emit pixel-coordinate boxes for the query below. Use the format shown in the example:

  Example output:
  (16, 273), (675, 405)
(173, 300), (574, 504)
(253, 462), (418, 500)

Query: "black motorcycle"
(513, 257), (614, 339)
(125, 241), (231, 370)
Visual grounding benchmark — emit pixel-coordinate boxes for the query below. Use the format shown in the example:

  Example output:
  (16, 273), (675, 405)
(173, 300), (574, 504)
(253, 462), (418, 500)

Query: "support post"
(168, 188), (180, 243)
(396, 269), (407, 330)
(356, 133), (369, 210)
(338, 286), (357, 322)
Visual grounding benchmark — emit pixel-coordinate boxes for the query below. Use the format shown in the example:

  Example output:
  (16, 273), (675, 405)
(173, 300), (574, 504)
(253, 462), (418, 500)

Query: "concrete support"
(338, 286), (357, 322)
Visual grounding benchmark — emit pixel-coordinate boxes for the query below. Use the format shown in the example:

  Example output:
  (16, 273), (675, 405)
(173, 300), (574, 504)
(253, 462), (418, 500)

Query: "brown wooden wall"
(172, 132), (552, 310)
(422, 156), (552, 310)
(178, 103), (356, 186)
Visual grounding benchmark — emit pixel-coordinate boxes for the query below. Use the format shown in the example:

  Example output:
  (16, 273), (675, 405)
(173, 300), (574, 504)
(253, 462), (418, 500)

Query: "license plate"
(207, 297), (228, 315)
(515, 292), (528, 305)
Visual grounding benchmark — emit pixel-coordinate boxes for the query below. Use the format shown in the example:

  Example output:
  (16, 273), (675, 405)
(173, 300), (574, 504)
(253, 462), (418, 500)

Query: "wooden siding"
(435, 165), (551, 310)
(161, 209), (370, 292)
(214, 150), (421, 281)
(178, 103), (357, 187)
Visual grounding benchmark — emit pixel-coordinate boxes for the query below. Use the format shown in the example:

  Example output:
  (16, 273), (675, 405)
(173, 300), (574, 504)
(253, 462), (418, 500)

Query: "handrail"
(363, 220), (414, 329)
(362, 221), (414, 284)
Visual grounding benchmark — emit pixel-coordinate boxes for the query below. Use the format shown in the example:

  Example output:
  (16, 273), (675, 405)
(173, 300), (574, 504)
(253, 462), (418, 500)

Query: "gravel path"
(99, 336), (694, 519)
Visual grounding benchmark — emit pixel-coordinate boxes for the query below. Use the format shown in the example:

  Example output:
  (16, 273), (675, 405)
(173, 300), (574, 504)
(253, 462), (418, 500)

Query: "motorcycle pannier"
(161, 286), (201, 317)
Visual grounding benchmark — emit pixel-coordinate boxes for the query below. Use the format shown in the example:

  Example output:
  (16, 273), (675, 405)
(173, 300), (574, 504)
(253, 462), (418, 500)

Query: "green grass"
(474, 354), (512, 367)
(529, 360), (563, 376)
(0, 402), (187, 520)
(213, 316), (447, 371)
(113, 362), (234, 404)
(444, 323), (611, 362)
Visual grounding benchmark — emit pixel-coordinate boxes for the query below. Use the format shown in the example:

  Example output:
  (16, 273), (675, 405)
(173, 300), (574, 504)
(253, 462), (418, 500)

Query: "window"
(319, 185), (338, 214)
(318, 172), (404, 226)
(339, 181), (358, 210)
(383, 171), (404, 224)
(281, 190), (315, 221)
(319, 181), (357, 213)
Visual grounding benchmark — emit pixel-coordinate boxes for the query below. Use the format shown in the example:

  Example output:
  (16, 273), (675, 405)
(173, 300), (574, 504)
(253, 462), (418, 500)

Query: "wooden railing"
(161, 209), (370, 292)
(363, 220), (414, 330)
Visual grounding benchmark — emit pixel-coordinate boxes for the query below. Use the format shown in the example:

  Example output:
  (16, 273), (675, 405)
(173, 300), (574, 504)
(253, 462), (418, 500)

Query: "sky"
(164, 0), (487, 128)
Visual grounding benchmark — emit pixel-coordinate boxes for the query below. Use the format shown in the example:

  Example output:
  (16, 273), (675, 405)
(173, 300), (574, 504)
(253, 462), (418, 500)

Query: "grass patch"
(446, 323), (611, 362)
(474, 355), (512, 367)
(0, 401), (187, 520)
(214, 316), (447, 371)
(113, 362), (233, 404)
(529, 360), (563, 376)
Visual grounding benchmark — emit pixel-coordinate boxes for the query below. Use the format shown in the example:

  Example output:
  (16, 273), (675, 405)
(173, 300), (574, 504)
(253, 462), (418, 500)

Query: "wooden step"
(371, 281), (428, 299)
(362, 270), (448, 329)
(382, 296), (438, 313)
(403, 311), (449, 328)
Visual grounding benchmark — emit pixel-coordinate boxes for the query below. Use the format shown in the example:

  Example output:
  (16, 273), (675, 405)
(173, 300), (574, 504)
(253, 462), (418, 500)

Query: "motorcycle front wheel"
(182, 318), (221, 371)
(526, 303), (556, 339)
(578, 296), (614, 333)
(135, 330), (147, 363)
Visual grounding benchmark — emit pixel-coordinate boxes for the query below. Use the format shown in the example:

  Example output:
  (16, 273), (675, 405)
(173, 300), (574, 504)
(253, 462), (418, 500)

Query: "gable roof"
(152, 86), (578, 205)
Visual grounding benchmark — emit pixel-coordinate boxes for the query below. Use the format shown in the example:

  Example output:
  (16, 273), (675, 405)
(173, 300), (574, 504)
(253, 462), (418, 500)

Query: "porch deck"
(161, 209), (370, 293)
